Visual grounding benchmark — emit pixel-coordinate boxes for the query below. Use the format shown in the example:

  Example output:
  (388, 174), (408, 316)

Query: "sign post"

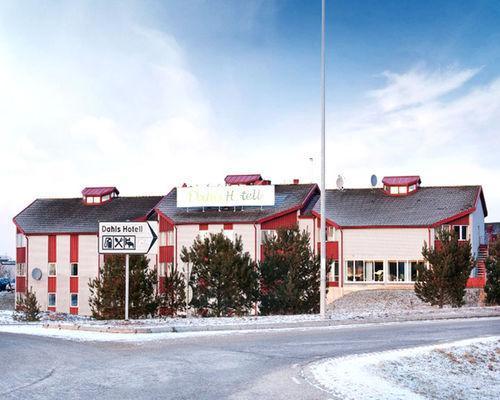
(98, 221), (158, 321)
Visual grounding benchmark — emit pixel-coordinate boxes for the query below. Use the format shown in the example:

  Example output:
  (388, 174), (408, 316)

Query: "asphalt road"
(1, 318), (499, 400)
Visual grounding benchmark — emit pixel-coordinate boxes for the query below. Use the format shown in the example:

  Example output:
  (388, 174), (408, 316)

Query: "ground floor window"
(48, 293), (56, 307)
(410, 261), (424, 281)
(71, 263), (78, 276)
(346, 260), (384, 282)
(48, 263), (56, 276)
(330, 261), (339, 282)
(453, 225), (468, 241)
(70, 293), (78, 307)
(388, 261), (406, 282)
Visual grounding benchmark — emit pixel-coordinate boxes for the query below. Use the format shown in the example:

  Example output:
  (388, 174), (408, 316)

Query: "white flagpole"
(319, 0), (327, 318)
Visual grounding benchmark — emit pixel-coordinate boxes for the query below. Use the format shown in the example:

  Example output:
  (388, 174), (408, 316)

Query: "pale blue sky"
(1, 0), (499, 254)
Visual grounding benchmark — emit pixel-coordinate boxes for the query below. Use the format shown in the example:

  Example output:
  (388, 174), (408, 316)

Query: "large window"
(453, 225), (468, 241)
(410, 261), (424, 281)
(388, 261), (406, 282)
(346, 260), (384, 282)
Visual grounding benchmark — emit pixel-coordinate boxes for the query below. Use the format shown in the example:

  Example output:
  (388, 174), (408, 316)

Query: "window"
(102, 194), (110, 202)
(410, 261), (424, 281)
(48, 263), (56, 276)
(374, 261), (384, 281)
(86, 196), (94, 204)
(390, 186), (399, 195)
(453, 225), (468, 241)
(327, 226), (335, 241)
(70, 294), (78, 307)
(48, 293), (56, 306)
(159, 262), (166, 277)
(261, 230), (276, 244)
(389, 261), (406, 282)
(71, 263), (78, 276)
(346, 260), (384, 282)
(409, 184), (417, 192)
(330, 261), (339, 282)
(93, 196), (101, 204)
(160, 231), (167, 246)
(16, 263), (26, 276)
(16, 233), (25, 247)
(167, 230), (174, 246)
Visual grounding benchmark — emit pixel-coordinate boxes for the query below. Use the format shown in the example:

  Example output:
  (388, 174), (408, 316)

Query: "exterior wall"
(176, 224), (202, 276)
(342, 228), (428, 261)
(56, 235), (70, 312)
(27, 236), (49, 310)
(77, 235), (99, 316)
(470, 199), (485, 258)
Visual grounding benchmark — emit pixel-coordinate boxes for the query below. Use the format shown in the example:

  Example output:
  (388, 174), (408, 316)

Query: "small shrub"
(14, 287), (41, 322)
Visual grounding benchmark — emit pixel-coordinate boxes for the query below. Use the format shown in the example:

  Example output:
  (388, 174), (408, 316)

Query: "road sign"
(98, 221), (158, 255)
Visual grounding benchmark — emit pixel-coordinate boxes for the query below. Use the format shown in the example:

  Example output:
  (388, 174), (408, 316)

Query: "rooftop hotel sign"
(177, 185), (275, 208)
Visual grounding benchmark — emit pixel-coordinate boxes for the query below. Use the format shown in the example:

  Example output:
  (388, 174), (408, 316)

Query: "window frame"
(48, 293), (56, 307)
(453, 225), (468, 241)
(410, 261), (424, 282)
(388, 261), (407, 282)
(70, 293), (78, 307)
(48, 263), (57, 276)
(16, 263), (26, 276)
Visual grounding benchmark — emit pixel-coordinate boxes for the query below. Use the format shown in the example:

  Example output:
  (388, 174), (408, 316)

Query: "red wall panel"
(16, 247), (26, 263)
(261, 211), (297, 229)
(70, 307), (78, 315)
(159, 246), (175, 263)
(159, 216), (174, 232)
(48, 306), (56, 312)
(447, 214), (470, 226)
(70, 277), (79, 293)
(70, 235), (79, 263)
(16, 276), (26, 292)
(159, 276), (165, 294)
(224, 223), (233, 230)
(48, 235), (57, 263)
(199, 224), (209, 231)
(48, 276), (57, 293)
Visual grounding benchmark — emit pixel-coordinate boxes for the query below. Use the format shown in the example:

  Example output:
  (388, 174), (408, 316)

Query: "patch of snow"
(308, 336), (500, 400)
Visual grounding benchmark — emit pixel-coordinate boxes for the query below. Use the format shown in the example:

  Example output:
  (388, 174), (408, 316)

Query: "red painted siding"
(48, 276), (57, 293)
(199, 224), (209, 231)
(316, 241), (339, 260)
(48, 235), (57, 263)
(447, 215), (470, 226)
(70, 307), (78, 315)
(224, 223), (233, 230)
(261, 211), (297, 229)
(70, 235), (79, 263)
(48, 306), (56, 312)
(159, 246), (175, 263)
(16, 276), (26, 293)
(70, 277), (79, 293)
(159, 216), (174, 232)
(16, 247), (26, 263)
(159, 276), (165, 294)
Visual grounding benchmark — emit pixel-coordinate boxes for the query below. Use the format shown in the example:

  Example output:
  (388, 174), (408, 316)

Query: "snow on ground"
(308, 336), (500, 400)
(0, 290), (14, 310)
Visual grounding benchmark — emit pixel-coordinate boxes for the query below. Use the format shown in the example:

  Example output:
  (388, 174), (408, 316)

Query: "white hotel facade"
(13, 174), (488, 315)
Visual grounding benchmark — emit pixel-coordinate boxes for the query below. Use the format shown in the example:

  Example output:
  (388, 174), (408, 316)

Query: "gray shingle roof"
(156, 184), (317, 224)
(311, 186), (483, 227)
(14, 196), (163, 234)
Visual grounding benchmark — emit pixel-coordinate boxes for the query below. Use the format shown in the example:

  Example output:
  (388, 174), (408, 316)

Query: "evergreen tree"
(415, 228), (473, 308)
(14, 287), (41, 322)
(88, 254), (159, 319)
(485, 238), (500, 305)
(160, 265), (186, 316)
(259, 225), (320, 315)
(181, 232), (258, 317)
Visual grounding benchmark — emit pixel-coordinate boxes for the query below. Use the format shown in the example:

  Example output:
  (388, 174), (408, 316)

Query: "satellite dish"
(336, 175), (344, 190)
(31, 268), (42, 281)
(371, 174), (378, 187)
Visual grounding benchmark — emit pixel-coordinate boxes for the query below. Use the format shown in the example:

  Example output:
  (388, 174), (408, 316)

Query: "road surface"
(1, 318), (499, 399)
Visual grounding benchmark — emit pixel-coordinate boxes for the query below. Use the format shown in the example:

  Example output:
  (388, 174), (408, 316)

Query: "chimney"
(293, 179), (299, 185)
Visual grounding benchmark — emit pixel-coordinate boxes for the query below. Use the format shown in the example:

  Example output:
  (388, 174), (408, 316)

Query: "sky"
(1, 0), (499, 255)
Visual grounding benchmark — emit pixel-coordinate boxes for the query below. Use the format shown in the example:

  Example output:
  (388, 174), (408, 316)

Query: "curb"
(41, 310), (500, 335)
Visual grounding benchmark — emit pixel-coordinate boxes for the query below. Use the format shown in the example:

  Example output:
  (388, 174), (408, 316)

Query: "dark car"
(0, 277), (13, 291)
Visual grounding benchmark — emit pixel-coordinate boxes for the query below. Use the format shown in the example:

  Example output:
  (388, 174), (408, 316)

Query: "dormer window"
(82, 187), (119, 205)
(382, 176), (421, 196)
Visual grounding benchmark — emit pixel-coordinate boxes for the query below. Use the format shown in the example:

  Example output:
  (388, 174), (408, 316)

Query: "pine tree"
(88, 254), (159, 319)
(415, 228), (473, 308)
(160, 265), (186, 316)
(485, 238), (500, 305)
(181, 232), (259, 317)
(259, 225), (320, 315)
(14, 287), (41, 322)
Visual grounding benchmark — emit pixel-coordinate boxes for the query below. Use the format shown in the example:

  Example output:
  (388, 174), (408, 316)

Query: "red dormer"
(382, 176), (421, 196)
(224, 174), (270, 185)
(82, 187), (119, 205)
